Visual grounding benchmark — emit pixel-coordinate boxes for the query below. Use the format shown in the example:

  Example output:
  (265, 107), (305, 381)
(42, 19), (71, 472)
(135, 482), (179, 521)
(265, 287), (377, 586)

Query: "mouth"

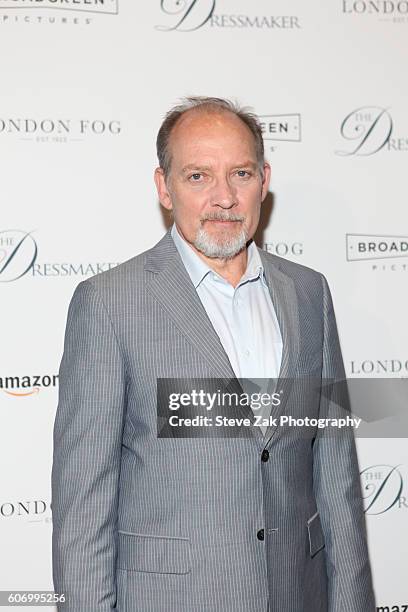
(202, 218), (243, 227)
(206, 219), (239, 224)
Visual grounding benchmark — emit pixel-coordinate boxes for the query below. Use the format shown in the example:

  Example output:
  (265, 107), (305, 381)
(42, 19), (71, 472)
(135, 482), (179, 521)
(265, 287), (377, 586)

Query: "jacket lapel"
(145, 230), (260, 434)
(258, 248), (300, 445)
(145, 230), (301, 445)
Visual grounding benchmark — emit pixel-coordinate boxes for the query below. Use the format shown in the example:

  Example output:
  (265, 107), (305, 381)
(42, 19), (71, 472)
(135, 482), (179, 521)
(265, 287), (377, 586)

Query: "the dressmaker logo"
(156, 0), (215, 31)
(155, 1), (301, 32)
(0, 230), (38, 282)
(361, 465), (407, 515)
(336, 106), (408, 155)
(0, 374), (58, 397)
(0, 229), (120, 282)
(0, 117), (121, 144)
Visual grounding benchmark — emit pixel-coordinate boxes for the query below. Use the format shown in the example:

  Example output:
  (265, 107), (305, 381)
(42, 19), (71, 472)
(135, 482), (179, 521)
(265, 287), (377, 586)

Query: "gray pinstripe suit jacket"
(51, 228), (376, 611)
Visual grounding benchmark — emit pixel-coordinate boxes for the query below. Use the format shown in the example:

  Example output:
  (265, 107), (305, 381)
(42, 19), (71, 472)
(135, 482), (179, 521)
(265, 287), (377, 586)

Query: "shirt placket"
(232, 283), (256, 378)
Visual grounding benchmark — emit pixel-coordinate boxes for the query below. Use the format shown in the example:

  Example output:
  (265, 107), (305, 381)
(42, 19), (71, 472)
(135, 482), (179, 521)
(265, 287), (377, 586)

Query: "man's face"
(155, 110), (271, 259)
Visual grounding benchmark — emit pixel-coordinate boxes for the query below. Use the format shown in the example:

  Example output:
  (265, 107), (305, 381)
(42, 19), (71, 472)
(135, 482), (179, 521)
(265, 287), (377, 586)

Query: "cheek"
(178, 192), (211, 216)
(175, 182), (208, 201)
(237, 186), (262, 210)
(171, 193), (207, 226)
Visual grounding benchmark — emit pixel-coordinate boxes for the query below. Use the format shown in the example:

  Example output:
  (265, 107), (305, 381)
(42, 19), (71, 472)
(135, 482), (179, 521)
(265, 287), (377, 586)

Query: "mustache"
(200, 212), (245, 222)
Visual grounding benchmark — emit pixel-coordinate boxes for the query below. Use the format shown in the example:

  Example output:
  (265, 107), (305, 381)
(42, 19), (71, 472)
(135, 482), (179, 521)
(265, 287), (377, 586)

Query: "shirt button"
(244, 349), (250, 357)
(257, 529), (265, 541)
(261, 449), (269, 462)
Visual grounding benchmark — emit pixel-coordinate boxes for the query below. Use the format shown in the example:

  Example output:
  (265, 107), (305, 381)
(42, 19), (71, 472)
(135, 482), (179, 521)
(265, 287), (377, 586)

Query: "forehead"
(168, 109), (257, 166)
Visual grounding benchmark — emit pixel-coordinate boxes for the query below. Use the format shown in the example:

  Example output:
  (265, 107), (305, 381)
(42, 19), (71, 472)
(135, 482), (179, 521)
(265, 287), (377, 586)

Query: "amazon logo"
(0, 374), (58, 397)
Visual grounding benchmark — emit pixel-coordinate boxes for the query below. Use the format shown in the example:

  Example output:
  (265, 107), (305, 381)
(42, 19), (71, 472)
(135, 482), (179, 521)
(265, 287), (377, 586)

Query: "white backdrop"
(1, 1), (407, 609)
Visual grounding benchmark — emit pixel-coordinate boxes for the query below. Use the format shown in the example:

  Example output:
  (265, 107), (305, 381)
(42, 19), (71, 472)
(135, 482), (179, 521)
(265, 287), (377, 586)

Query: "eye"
(189, 173), (203, 181)
(236, 170), (251, 178)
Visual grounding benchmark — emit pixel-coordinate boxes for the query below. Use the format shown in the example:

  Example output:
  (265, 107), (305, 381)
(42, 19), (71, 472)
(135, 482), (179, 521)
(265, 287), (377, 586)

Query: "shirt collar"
(241, 239), (268, 287)
(171, 223), (212, 288)
(170, 223), (268, 289)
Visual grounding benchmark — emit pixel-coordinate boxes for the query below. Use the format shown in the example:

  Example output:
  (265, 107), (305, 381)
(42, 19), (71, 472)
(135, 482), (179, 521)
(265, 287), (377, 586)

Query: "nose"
(210, 176), (236, 209)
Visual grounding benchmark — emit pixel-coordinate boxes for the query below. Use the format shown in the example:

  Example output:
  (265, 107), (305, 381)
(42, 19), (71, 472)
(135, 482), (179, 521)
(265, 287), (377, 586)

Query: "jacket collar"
(145, 228), (300, 446)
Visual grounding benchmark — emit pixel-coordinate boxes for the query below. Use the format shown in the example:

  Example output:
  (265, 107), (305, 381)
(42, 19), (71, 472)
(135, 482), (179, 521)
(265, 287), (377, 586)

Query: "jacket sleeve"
(312, 274), (376, 611)
(51, 280), (127, 611)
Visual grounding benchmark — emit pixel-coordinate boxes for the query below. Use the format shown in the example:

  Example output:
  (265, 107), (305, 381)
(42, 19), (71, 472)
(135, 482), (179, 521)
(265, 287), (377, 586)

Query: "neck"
(189, 241), (248, 288)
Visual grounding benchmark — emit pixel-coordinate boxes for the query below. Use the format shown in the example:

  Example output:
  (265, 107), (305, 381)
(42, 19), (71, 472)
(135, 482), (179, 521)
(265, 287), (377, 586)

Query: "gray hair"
(156, 96), (265, 179)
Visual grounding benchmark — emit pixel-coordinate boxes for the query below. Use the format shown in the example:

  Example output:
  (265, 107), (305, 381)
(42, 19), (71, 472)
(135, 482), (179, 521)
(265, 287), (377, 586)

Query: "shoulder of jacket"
(78, 248), (152, 293)
(260, 249), (325, 285)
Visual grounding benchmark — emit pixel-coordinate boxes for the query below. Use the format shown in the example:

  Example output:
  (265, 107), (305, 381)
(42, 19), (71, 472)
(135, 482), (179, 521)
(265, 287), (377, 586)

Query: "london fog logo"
(155, 0), (300, 32)
(0, 499), (51, 523)
(349, 358), (408, 375)
(342, 0), (408, 22)
(361, 464), (407, 514)
(336, 106), (408, 155)
(263, 240), (304, 258)
(0, 230), (120, 282)
(0, 117), (121, 144)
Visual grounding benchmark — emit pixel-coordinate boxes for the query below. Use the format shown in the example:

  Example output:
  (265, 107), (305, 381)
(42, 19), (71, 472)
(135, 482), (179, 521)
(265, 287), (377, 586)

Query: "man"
(51, 96), (376, 611)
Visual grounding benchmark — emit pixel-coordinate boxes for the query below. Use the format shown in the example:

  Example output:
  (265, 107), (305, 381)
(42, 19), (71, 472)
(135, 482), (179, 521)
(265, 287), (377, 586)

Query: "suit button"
(261, 449), (269, 462)
(257, 529), (264, 541)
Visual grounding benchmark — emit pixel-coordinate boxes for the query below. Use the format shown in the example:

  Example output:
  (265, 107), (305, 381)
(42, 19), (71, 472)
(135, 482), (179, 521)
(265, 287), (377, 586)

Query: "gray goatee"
(193, 212), (248, 259)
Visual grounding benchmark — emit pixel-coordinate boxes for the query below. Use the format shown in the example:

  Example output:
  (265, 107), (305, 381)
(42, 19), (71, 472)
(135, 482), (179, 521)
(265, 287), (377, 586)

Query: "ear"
(261, 162), (271, 202)
(154, 167), (173, 211)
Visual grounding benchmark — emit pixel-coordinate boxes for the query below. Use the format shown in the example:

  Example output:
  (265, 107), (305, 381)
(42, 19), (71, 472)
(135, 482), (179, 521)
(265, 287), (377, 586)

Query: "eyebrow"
(181, 161), (258, 174)
(181, 165), (212, 174)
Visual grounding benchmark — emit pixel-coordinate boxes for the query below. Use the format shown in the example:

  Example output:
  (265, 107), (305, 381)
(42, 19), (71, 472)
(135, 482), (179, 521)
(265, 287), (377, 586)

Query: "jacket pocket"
(117, 530), (191, 574)
(306, 512), (325, 557)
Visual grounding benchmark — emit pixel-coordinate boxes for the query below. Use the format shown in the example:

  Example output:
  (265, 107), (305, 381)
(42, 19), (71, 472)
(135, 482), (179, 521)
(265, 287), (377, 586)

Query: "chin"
(194, 228), (248, 260)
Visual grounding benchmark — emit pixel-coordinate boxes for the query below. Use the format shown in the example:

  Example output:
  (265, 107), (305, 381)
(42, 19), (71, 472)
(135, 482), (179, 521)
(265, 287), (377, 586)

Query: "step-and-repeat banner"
(1, 1), (407, 609)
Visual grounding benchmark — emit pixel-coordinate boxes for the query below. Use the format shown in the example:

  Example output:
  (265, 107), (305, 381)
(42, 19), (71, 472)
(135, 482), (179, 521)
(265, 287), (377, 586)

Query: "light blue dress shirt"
(171, 223), (283, 433)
